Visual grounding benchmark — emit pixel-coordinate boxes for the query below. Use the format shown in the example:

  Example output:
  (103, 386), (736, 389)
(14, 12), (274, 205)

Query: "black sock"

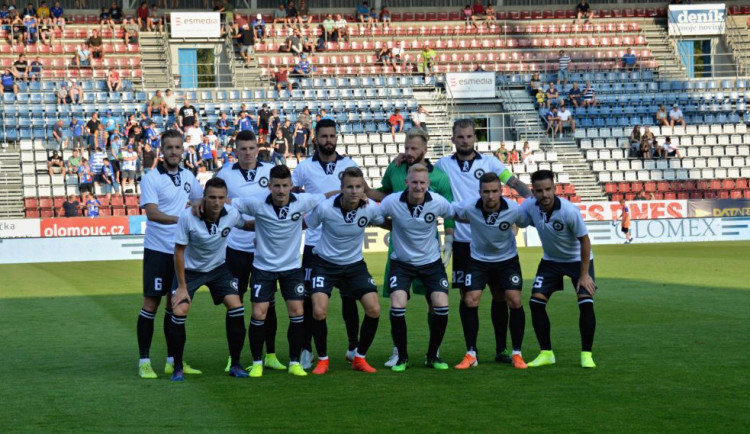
(428, 306), (449, 359)
(249, 317), (265, 362)
(357, 314), (379, 356)
(137, 309), (155, 359)
(312, 317), (328, 358)
(163, 308), (174, 358)
(226, 307), (246, 366)
(529, 298), (552, 351)
(168, 314), (187, 372)
(265, 301), (277, 354)
(460, 301), (479, 352)
(578, 297), (596, 352)
(491, 300), (509, 353)
(288, 315), (305, 362)
(509, 307), (526, 352)
(390, 308), (408, 361)
(341, 296), (360, 351)
(301, 297), (313, 352)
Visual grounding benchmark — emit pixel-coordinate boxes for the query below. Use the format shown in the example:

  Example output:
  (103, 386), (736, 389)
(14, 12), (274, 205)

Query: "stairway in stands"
(640, 19), (686, 79)
(414, 87), (454, 158)
(550, 141), (607, 201)
(140, 32), (171, 89)
(498, 87), (546, 141)
(0, 143), (23, 218)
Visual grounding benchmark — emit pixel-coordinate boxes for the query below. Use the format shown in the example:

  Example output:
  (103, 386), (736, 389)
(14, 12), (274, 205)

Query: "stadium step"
(0, 143), (24, 218)
(141, 32), (172, 89)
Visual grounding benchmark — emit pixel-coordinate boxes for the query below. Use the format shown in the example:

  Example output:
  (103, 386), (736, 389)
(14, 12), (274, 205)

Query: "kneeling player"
(169, 178), (252, 381)
(379, 164), (455, 371)
(305, 167), (388, 374)
(520, 170), (598, 368)
(452, 173), (529, 369)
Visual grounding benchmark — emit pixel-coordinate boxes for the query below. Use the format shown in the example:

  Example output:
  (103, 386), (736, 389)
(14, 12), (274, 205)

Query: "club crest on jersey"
(325, 162), (336, 175)
(510, 274), (521, 284)
(291, 212), (302, 221)
(221, 228), (230, 237)
(499, 221), (511, 231)
(552, 221), (564, 231)
(258, 177), (269, 187)
(461, 160), (471, 172)
(208, 223), (218, 235)
(243, 170), (257, 182)
(474, 169), (485, 179)
(411, 204), (424, 219)
(424, 212), (436, 223)
(485, 212), (499, 225)
(357, 216), (368, 227)
(344, 210), (358, 223)
(168, 172), (182, 187)
(276, 206), (289, 219)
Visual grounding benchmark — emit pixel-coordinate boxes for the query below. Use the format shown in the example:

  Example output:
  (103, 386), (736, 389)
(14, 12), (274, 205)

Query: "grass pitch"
(0, 241), (748, 432)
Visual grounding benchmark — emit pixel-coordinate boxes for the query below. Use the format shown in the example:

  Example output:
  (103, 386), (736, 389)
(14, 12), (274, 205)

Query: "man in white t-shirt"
(121, 144), (139, 192)
(669, 104), (686, 127)
(334, 14), (349, 42)
(410, 105), (429, 132)
(557, 105), (575, 137)
(186, 120), (204, 145)
(163, 89), (177, 115)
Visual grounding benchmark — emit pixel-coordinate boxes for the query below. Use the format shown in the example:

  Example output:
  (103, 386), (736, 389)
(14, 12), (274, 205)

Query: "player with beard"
(291, 119), (359, 369)
(436, 119), (532, 367)
(364, 128), (454, 367)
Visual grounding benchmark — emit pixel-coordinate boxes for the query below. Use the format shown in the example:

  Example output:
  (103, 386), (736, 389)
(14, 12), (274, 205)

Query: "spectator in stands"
(410, 105), (429, 132)
(234, 110), (254, 133)
(72, 43), (92, 68)
(36, 1), (50, 19)
(136, 1), (149, 29)
(94, 123), (108, 150)
(508, 145), (519, 166)
(186, 119), (204, 145)
(123, 17), (139, 44)
(558, 50), (571, 86)
(529, 72), (542, 96)
(257, 103), (272, 144)
(379, 5), (391, 26)
(629, 125), (641, 156)
(60, 194), (81, 217)
(495, 141), (509, 164)
(335, 14), (349, 42)
(147, 90), (166, 117)
(582, 81), (597, 107)
(669, 104), (686, 127)
(148, 4), (163, 32)
(470, 0), (485, 29)
(2, 68), (21, 99)
(639, 136), (652, 159)
(575, 0), (593, 24)
(271, 129), (289, 165)
(101, 158), (120, 199)
(47, 150), (66, 176)
(67, 149), (81, 172)
(12, 54), (28, 82)
(389, 109), (404, 141)
(521, 141), (535, 164)
(558, 104), (575, 136)
(546, 82), (560, 108)
(642, 125), (655, 145)
(78, 158), (94, 194)
(285, 1), (299, 27)
(178, 98), (200, 128)
(196, 163), (212, 187)
(272, 67), (292, 93)
(621, 48), (637, 70)
(302, 32), (316, 53)
(545, 107), (560, 137)
(69, 118), (85, 148)
(38, 18), (53, 46)
(109, 1), (123, 23)
(121, 144), (138, 192)
(661, 136), (683, 159)
(99, 7), (114, 31)
(485, 4), (497, 27)
(293, 120), (308, 160)
(292, 53), (313, 76)
(9, 14), (25, 46)
(391, 40), (406, 70)
(376, 45), (392, 68)
(84, 192), (101, 218)
(27, 56), (42, 81)
(51, 2), (65, 29)
(198, 136), (215, 170)
(24, 14), (40, 45)
(322, 14), (336, 41)
(273, 4), (287, 27)
(419, 44), (437, 76)
(184, 144), (200, 175)
(356, 1), (370, 26)
(55, 82), (68, 105)
(297, 0), (312, 26)
(23, 2), (36, 17)
(85, 112), (101, 148)
(278, 33), (293, 53)
(462, 4), (473, 24)
(236, 22), (255, 66)
(87, 29), (104, 58)
(102, 109), (119, 140)
(535, 87), (545, 108)
(68, 79), (83, 103)
(654, 104), (668, 127)
(0, 6), (10, 26)
(216, 112), (230, 146)
(90, 146), (106, 181)
(52, 119), (68, 150)
(140, 142), (157, 173)
(107, 69), (122, 93)
(252, 14), (266, 42)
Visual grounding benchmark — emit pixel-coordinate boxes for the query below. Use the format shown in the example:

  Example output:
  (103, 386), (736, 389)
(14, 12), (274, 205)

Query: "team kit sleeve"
(378, 195), (393, 217)
(434, 173), (456, 229)
(174, 209), (191, 246)
(511, 201), (531, 228)
(368, 201), (386, 225)
(227, 206), (246, 228)
(139, 174), (158, 207)
(300, 193), (327, 213)
(569, 206), (589, 238)
(437, 195), (457, 220)
(291, 164), (304, 187)
(451, 200), (469, 220)
(303, 202), (323, 229)
(519, 199), (536, 227)
(230, 197), (258, 217)
(188, 175), (204, 202)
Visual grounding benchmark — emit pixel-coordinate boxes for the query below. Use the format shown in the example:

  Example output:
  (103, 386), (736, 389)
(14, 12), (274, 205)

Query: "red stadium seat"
(24, 198), (38, 209)
(26, 210), (40, 218)
(39, 197), (53, 209)
(41, 209), (54, 218)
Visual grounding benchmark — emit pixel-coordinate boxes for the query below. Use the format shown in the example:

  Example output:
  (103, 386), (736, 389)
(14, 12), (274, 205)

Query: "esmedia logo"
(449, 77), (494, 88)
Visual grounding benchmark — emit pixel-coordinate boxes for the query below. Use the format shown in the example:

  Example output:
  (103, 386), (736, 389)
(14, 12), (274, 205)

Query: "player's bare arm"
(505, 175), (532, 198)
(172, 244), (191, 309)
(144, 203), (179, 224)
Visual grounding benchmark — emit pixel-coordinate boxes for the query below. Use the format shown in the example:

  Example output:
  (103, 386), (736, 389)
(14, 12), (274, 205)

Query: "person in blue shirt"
(356, 1), (369, 24)
(216, 112), (231, 147)
(621, 48), (637, 70)
(102, 109), (118, 137)
(144, 121), (159, 148)
(139, 112), (152, 129)
(235, 111), (254, 132)
(0, 68), (18, 99)
(70, 118), (85, 149)
(252, 13), (266, 42)
(24, 15), (38, 44)
(23, 3), (36, 18)
(28, 57), (43, 82)
(101, 157), (120, 198)
(220, 145), (236, 165)
(51, 1), (65, 28)
(85, 192), (101, 217)
(198, 137), (213, 170)
(0, 6), (9, 21)
(292, 54), (313, 76)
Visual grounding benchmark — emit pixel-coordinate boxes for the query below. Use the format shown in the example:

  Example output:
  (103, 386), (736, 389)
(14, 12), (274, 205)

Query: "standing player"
(305, 167), (387, 374)
(291, 118), (359, 368)
(379, 164), (456, 371)
(520, 170), (597, 368)
(216, 130), (285, 372)
(364, 127), (455, 367)
(436, 119), (532, 365)
(231, 165), (332, 377)
(136, 129), (203, 379)
(169, 178), (252, 381)
(617, 199), (633, 243)
(451, 173), (529, 369)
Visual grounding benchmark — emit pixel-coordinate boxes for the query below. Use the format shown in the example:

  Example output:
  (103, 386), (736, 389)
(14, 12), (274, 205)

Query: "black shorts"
(142, 248), (174, 298)
(225, 246), (254, 297)
(250, 267), (306, 303)
(311, 256), (377, 299)
(621, 227), (629, 234)
(388, 259), (449, 298)
(170, 264), (240, 305)
(451, 241), (471, 289)
(302, 244), (315, 293)
(465, 255), (523, 292)
(532, 259), (596, 297)
(3, 85), (13, 93)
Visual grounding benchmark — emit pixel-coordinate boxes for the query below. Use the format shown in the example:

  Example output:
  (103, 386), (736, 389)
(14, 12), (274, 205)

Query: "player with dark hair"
(451, 172), (530, 369)
(436, 118), (532, 366)
(305, 167), (388, 374)
(168, 177), (254, 381)
(137, 129), (203, 379)
(519, 170), (598, 368)
(379, 164), (456, 372)
(230, 165), (334, 377)
(216, 130), (285, 372)
(291, 118), (360, 369)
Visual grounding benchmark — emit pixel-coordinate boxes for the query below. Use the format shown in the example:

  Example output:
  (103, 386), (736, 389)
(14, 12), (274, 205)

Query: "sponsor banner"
(170, 12), (221, 38)
(362, 228), (391, 253)
(525, 217), (750, 246)
(688, 199), (750, 218)
(0, 235), (144, 264)
(576, 200), (687, 222)
(128, 215), (148, 235)
(0, 218), (41, 238)
(445, 72), (496, 99)
(40, 217), (130, 238)
(668, 4), (725, 36)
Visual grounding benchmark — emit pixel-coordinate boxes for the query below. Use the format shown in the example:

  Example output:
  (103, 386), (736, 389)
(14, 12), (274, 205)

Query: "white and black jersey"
(452, 196), (528, 263)
(435, 152), (510, 243)
(291, 152), (358, 246)
(519, 196), (593, 262)
(140, 163), (203, 254)
(379, 191), (454, 266)
(232, 192), (326, 272)
(304, 195), (384, 266)
(216, 161), (272, 253)
(174, 205), (245, 272)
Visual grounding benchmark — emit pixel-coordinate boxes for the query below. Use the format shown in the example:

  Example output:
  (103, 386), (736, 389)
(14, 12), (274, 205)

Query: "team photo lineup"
(136, 118), (599, 380)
